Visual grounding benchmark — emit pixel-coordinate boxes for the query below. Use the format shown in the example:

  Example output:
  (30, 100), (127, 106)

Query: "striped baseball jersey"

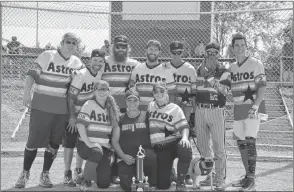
(164, 61), (197, 106)
(147, 101), (189, 146)
(27, 50), (83, 114)
(76, 99), (112, 149)
(101, 56), (140, 109)
(67, 67), (103, 114)
(230, 56), (267, 120)
(130, 62), (176, 110)
(195, 63), (229, 106)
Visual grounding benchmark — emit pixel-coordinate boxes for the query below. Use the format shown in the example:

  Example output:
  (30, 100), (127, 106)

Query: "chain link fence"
(1, 2), (293, 158)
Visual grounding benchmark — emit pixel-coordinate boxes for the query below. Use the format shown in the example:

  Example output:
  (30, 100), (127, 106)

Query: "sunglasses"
(65, 41), (77, 46)
(171, 51), (183, 55)
(206, 51), (219, 56)
(95, 88), (109, 92)
(115, 45), (127, 50)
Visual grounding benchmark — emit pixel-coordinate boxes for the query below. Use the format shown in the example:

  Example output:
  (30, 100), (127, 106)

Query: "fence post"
(280, 56), (283, 86)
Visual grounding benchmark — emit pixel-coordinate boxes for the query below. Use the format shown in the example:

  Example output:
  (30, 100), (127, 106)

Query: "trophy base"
(131, 182), (149, 191)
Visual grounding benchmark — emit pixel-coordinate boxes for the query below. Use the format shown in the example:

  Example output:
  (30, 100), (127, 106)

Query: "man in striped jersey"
(63, 49), (105, 186)
(102, 35), (141, 113)
(76, 80), (121, 191)
(230, 32), (266, 191)
(164, 41), (197, 185)
(148, 81), (192, 191)
(102, 35), (141, 183)
(194, 42), (230, 191)
(15, 32), (84, 188)
(130, 40), (176, 111)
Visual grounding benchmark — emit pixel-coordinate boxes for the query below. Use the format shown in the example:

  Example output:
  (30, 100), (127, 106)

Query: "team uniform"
(26, 49), (83, 148)
(64, 67), (103, 148)
(76, 99), (114, 188)
(101, 56), (140, 110)
(117, 111), (157, 191)
(230, 56), (267, 140)
(148, 101), (192, 189)
(194, 63), (229, 185)
(130, 63), (176, 110)
(164, 61), (197, 117)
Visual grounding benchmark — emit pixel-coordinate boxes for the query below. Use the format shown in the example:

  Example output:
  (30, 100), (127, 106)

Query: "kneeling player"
(148, 81), (192, 191)
(76, 80), (120, 191)
(63, 49), (106, 186)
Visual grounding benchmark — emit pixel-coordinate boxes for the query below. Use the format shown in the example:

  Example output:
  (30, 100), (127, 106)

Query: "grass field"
(1, 155), (293, 191)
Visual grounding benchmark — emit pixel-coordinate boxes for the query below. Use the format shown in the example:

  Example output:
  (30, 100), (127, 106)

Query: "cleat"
(39, 171), (53, 188)
(64, 170), (76, 187)
(14, 170), (30, 188)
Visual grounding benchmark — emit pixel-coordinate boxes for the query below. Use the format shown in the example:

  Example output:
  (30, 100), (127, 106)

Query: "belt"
(196, 103), (223, 109)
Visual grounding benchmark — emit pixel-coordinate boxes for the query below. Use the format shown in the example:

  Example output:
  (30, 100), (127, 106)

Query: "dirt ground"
(1, 156), (293, 191)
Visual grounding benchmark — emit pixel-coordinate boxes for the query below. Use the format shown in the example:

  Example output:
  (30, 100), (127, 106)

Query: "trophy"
(131, 145), (150, 191)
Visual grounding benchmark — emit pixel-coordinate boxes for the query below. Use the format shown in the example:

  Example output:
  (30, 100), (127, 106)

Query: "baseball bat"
(11, 107), (29, 139)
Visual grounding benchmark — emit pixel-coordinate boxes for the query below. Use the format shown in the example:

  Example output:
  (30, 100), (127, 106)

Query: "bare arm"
(254, 86), (266, 106)
(67, 96), (76, 119)
(23, 75), (35, 107)
(76, 123), (92, 147)
(111, 125), (125, 158)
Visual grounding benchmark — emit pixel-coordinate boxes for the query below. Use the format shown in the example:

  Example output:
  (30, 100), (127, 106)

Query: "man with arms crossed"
(230, 32), (266, 191)
(63, 49), (106, 186)
(15, 32), (83, 188)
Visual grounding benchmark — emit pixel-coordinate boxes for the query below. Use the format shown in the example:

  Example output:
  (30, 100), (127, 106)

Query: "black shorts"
(63, 126), (79, 148)
(26, 109), (68, 149)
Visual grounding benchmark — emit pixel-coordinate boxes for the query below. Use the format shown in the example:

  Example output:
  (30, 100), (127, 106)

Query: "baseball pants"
(117, 149), (157, 191)
(76, 140), (112, 188)
(195, 107), (227, 180)
(154, 139), (192, 189)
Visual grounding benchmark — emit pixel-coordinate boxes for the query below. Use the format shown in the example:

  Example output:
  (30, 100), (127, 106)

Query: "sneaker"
(175, 182), (186, 192)
(74, 168), (83, 185)
(199, 172), (216, 186)
(39, 171), (53, 188)
(111, 176), (120, 184)
(64, 170), (76, 187)
(232, 175), (247, 187)
(79, 180), (92, 191)
(185, 175), (193, 185)
(240, 178), (256, 192)
(15, 170), (30, 188)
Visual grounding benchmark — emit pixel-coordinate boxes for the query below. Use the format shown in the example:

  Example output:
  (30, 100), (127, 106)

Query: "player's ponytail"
(105, 94), (120, 128)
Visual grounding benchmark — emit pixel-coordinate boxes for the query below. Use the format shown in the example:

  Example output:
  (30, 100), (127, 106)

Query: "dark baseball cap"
(125, 89), (140, 100)
(153, 81), (168, 91)
(114, 35), (128, 45)
(91, 49), (105, 58)
(170, 41), (184, 51)
(146, 40), (161, 50)
(205, 42), (220, 52)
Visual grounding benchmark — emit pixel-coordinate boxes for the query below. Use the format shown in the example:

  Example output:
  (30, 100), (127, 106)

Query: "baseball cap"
(205, 42), (220, 52)
(114, 35), (128, 45)
(125, 89), (140, 100)
(62, 32), (80, 43)
(170, 41), (184, 51)
(146, 40), (161, 50)
(153, 81), (168, 91)
(91, 49), (105, 58)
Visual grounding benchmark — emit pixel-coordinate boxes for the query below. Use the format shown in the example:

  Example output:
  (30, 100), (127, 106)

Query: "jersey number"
(210, 93), (218, 101)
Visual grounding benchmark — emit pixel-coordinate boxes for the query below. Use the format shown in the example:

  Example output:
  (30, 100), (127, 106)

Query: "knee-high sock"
(245, 137), (257, 179)
(43, 143), (59, 172)
(23, 147), (38, 172)
(237, 140), (248, 176)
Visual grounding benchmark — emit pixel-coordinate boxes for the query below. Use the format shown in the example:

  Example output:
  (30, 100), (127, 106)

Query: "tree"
(212, 2), (291, 59)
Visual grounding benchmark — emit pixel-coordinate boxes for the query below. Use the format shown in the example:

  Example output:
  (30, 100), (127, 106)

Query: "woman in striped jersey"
(75, 80), (120, 191)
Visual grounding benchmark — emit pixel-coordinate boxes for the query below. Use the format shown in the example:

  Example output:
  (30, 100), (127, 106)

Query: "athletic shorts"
(63, 127), (79, 149)
(233, 118), (261, 140)
(26, 109), (69, 148)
